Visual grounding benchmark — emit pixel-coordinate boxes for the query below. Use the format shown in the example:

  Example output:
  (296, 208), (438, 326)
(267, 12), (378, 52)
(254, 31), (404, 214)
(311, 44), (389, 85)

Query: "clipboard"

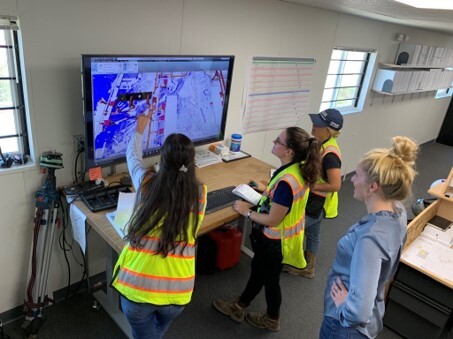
(222, 151), (251, 163)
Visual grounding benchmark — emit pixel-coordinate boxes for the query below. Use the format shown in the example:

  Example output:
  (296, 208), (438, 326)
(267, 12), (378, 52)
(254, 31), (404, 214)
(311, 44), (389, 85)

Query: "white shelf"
(380, 63), (444, 70)
(394, 43), (453, 69)
(373, 61), (453, 95)
(372, 89), (430, 96)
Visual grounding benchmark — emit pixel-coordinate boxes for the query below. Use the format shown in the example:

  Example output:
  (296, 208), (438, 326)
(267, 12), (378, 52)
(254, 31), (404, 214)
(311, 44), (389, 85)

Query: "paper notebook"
(232, 184), (262, 206)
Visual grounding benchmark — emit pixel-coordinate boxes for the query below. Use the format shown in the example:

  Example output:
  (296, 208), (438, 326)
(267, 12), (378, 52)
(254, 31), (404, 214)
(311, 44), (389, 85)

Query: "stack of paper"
(195, 150), (222, 168)
(106, 191), (136, 238)
(402, 227), (453, 282)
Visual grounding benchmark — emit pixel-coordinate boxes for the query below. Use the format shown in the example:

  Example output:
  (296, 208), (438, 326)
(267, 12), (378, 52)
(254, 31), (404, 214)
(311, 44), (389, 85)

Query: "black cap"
(309, 109), (343, 131)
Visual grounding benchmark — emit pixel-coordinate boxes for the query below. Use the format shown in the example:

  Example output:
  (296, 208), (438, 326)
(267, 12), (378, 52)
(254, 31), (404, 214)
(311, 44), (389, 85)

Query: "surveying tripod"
(22, 151), (63, 337)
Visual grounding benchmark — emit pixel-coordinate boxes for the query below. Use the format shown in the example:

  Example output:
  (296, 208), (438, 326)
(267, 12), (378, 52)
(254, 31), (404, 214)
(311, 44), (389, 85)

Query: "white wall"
(0, 0), (452, 313)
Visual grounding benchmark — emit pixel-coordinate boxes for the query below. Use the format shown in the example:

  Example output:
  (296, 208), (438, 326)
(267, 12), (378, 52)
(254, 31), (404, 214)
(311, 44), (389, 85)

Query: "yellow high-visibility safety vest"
(311, 138), (342, 219)
(258, 163), (309, 269)
(111, 184), (207, 306)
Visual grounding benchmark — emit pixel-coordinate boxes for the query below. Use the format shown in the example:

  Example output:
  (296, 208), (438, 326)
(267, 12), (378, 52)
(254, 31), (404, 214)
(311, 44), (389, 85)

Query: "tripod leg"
(24, 199), (59, 330)
(23, 158), (63, 337)
(34, 208), (51, 304)
(25, 206), (46, 304)
(23, 205), (48, 337)
(38, 202), (59, 304)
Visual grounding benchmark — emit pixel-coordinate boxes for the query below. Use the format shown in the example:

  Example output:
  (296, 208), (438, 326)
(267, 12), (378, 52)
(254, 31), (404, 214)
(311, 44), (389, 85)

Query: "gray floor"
(3, 140), (452, 338)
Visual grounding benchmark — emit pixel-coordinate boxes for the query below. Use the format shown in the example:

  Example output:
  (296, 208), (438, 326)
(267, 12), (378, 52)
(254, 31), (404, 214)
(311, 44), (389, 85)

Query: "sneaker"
(212, 296), (245, 323)
(245, 312), (280, 332)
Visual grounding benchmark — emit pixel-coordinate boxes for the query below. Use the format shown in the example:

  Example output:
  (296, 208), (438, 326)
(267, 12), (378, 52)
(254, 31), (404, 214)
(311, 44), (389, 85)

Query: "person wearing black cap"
(286, 108), (343, 279)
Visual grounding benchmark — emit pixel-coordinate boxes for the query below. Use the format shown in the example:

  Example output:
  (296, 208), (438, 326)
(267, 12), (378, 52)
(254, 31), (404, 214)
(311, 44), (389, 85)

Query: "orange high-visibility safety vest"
(311, 138), (342, 219)
(112, 184), (207, 305)
(258, 163), (309, 269)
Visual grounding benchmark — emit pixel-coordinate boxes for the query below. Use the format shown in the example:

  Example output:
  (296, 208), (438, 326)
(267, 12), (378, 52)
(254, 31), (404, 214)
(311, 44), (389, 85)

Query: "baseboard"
(0, 272), (106, 326)
(0, 304), (23, 327)
(52, 271), (106, 301)
(420, 138), (437, 147)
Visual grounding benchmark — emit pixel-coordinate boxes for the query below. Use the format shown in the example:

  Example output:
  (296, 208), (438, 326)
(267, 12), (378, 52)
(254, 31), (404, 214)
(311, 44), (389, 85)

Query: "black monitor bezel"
(81, 54), (235, 169)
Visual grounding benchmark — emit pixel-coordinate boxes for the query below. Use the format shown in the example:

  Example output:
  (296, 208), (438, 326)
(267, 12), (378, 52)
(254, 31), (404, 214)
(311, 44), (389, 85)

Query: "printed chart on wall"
(240, 57), (315, 134)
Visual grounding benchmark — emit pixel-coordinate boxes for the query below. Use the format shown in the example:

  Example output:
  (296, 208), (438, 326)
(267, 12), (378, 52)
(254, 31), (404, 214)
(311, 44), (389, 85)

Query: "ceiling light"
(394, 0), (453, 10)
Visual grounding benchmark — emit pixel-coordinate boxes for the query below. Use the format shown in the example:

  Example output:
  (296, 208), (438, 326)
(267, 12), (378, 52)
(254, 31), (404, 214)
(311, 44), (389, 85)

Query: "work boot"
(282, 264), (291, 273)
(212, 296), (246, 322)
(245, 312), (280, 332)
(287, 251), (316, 279)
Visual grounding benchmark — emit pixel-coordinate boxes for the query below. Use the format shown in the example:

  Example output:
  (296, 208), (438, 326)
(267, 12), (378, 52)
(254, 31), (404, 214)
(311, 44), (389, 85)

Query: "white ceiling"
(282, 0), (453, 35)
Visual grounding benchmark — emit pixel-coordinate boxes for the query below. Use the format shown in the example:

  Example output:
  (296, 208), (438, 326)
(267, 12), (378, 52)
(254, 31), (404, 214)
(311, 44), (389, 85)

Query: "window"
(435, 76), (453, 99)
(435, 87), (453, 98)
(0, 16), (30, 156)
(320, 47), (377, 114)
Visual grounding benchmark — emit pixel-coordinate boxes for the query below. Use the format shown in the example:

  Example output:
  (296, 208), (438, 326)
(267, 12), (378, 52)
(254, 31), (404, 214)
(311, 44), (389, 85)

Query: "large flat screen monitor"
(81, 54), (235, 169)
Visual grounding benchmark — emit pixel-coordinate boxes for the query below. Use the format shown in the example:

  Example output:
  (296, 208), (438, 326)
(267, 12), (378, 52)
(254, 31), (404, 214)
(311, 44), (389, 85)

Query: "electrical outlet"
(73, 135), (85, 154)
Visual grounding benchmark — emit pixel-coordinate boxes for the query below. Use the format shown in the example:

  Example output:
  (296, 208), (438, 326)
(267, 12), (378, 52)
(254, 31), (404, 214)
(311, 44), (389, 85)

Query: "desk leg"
(237, 216), (254, 258)
(84, 221), (91, 295)
(92, 245), (133, 339)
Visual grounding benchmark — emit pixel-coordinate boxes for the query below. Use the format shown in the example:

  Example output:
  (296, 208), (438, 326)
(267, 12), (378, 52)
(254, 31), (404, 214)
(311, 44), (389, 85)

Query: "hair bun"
(391, 136), (418, 166)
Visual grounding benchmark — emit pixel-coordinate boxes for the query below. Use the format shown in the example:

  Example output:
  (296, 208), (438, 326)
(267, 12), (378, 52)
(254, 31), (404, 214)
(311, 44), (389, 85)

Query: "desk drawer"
(396, 263), (453, 308)
(384, 281), (451, 338)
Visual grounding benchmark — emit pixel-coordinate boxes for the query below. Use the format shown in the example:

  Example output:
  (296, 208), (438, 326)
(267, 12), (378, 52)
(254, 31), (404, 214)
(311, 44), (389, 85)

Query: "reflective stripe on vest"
(312, 138), (341, 218)
(128, 236), (197, 259)
(257, 164), (308, 268)
(311, 141), (341, 198)
(261, 173), (306, 240)
(112, 184), (207, 305)
(116, 266), (195, 294)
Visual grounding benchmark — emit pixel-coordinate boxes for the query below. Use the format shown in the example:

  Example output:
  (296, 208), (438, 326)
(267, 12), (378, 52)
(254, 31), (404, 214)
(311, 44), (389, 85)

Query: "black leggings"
(240, 229), (283, 318)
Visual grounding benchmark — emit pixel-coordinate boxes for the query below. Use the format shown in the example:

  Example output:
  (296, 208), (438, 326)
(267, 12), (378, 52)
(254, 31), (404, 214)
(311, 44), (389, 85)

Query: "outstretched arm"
(126, 114), (151, 190)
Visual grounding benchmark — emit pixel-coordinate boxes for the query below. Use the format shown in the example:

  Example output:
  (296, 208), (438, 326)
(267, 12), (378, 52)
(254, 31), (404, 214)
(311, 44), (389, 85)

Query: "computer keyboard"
(80, 184), (132, 213)
(205, 186), (237, 214)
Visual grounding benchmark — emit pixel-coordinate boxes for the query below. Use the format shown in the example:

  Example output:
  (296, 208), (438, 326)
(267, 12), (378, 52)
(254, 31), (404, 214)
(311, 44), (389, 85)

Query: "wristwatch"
(247, 210), (253, 220)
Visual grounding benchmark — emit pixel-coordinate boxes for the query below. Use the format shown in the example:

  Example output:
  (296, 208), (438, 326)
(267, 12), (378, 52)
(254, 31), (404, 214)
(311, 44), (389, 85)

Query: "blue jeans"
(120, 296), (184, 339)
(319, 316), (368, 339)
(304, 210), (324, 254)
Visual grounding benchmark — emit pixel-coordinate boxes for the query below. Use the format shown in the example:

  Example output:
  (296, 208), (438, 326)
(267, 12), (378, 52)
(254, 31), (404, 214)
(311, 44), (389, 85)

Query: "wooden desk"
(77, 157), (273, 252)
(75, 157), (274, 338)
(402, 187), (453, 288)
(383, 168), (453, 338)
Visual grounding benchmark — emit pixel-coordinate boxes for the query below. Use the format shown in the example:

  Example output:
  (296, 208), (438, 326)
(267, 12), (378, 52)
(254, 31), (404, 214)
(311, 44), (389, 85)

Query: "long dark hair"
(124, 133), (201, 257)
(286, 127), (322, 188)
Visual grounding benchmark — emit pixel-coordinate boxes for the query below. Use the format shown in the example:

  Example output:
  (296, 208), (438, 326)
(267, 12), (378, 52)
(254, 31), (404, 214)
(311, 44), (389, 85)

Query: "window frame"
(320, 47), (377, 115)
(0, 16), (32, 164)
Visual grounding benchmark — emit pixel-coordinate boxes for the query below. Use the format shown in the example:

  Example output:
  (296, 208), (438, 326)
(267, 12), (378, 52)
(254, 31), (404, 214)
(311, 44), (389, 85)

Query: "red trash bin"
(208, 227), (242, 270)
